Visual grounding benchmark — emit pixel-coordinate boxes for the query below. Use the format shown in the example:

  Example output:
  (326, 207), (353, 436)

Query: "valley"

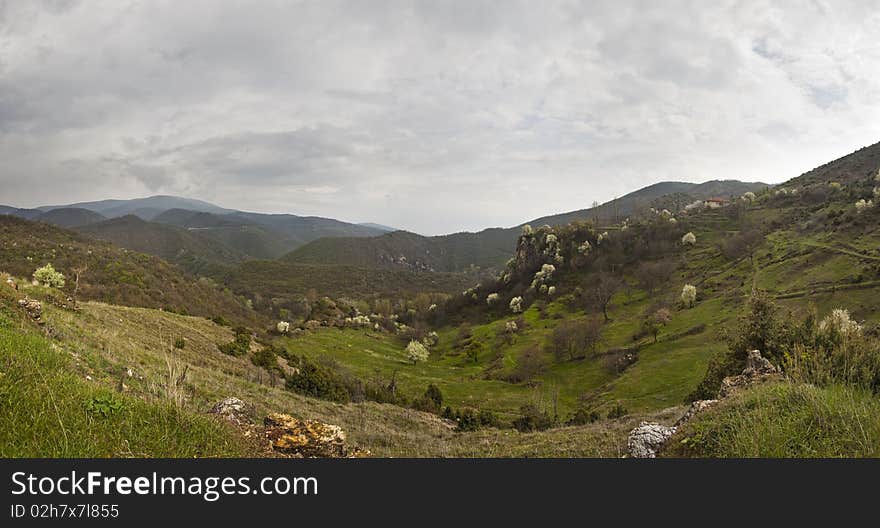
(4, 142), (880, 457)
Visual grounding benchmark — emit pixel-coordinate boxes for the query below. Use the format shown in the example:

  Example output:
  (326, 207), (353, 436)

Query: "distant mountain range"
(284, 179), (770, 272)
(0, 180), (769, 275)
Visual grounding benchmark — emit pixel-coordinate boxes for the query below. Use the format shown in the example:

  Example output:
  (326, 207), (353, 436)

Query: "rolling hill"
(75, 215), (244, 276)
(285, 179), (769, 272)
(0, 215), (257, 324)
(34, 207), (107, 228)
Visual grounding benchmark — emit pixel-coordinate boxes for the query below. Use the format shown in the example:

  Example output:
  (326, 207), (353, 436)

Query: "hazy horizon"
(2, 1), (879, 235)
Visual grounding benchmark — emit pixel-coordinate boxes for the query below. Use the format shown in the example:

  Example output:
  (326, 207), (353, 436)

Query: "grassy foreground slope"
(0, 283), (250, 457)
(1, 276), (671, 457)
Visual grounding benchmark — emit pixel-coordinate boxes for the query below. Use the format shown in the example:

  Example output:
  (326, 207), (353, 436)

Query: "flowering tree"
(33, 263), (65, 288)
(819, 308), (861, 339)
(276, 321), (290, 333)
(406, 340), (429, 364)
(681, 284), (697, 307)
(644, 308), (672, 343)
(682, 232), (697, 245)
(509, 296), (523, 313)
(486, 293), (500, 306)
(855, 199), (874, 212)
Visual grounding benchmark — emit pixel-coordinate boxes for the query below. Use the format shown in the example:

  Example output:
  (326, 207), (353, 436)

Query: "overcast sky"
(2, 1), (879, 234)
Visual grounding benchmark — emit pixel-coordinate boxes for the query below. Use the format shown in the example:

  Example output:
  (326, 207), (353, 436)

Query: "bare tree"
(585, 272), (624, 322)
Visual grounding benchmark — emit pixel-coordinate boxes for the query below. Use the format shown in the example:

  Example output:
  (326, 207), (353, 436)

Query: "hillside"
(0, 215), (257, 324)
(76, 215), (244, 275)
(153, 209), (293, 259)
(34, 207), (107, 228)
(285, 179), (769, 272)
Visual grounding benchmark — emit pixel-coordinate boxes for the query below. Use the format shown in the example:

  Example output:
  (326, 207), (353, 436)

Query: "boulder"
(627, 422), (677, 458)
(209, 397), (256, 426)
(264, 412), (349, 458)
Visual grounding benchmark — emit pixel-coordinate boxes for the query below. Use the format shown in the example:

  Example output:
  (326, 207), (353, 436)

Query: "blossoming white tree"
(406, 340), (429, 364)
(855, 199), (873, 212)
(681, 284), (697, 307)
(682, 232), (697, 245)
(509, 296), (523, 313)
(276, 321), (290, 333)
(486, 293), (500, 305)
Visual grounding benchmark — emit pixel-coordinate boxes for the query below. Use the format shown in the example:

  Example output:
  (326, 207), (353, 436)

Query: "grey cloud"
(1, 1), (879, 234)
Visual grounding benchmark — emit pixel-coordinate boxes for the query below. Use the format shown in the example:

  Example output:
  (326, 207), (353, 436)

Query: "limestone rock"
(627, 422), (676, 458)
(209, 397), (256, 426)
(743, 349), (777, 376)
(676, 399), (719, 426)
(264, 412), (348, 458)
(17, 297), (43, 323)
(719, 350), (780, 398)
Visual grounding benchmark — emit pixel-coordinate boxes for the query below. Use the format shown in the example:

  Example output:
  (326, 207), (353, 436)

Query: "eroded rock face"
(209, 397), (256, 426)
(628, 422), (677, 458)
(264, 412), (349, 458)
(676, 399), (719, 427)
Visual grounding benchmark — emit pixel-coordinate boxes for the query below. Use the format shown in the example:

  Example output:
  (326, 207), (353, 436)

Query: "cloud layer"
(2, 0), (879, 234)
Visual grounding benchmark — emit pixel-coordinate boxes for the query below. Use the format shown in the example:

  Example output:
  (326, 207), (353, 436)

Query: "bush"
(250, 347), (279, 372)
(546, 317), (603, 362)
(173, 337), (186, 350)
(567, 408), (600, 426)
(455, 408), (480, 432)
(284, 355), (351, 403)
(412, 383), (444, 413)
(512, 403), (555, 432)
(33, 263), (65, 288)
(218, 327), (251, 357)
(606, 403), (628, 419)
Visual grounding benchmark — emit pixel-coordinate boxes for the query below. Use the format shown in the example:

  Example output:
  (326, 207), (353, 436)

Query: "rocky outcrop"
(17, 297), (43, 323)
(627, 350), (777, 458)
(264, 412), (368, 458)
(627, 422), (677, 458)
(209, 397), (256, 426)
(208, 399), (369, 457)
(719, 350), (779, 398)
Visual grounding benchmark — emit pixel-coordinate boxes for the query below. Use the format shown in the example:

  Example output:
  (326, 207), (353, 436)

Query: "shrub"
(276, 321), (290, 334)
(567, 408), (600, 426)
(546, 317), (603, 362)
(507, 345), (547, 383)
(682, 232), (696, 245)
(33, 264), (65, 288)
(250, 347), (279, 372)
(412, 384), (444, 413)
(218, 327), (251, 357)
(606, 403), (628, 419)
(512, 403), (555, 432)
(173, 337), (186, 350)
(285, 355), (351, 403)
(455, 408), (480, 432)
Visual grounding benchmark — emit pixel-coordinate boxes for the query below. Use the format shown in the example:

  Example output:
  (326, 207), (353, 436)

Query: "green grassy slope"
(0, 216), (257, 325)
